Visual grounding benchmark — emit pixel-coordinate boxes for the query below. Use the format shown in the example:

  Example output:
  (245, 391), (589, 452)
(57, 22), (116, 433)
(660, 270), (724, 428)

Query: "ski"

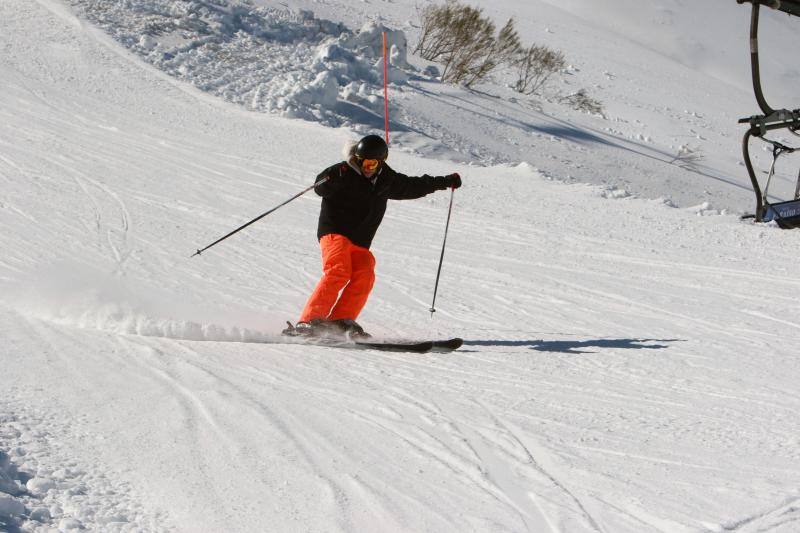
(280, 336), (463, 353)
(430, 337), (464, 352)
(353, 337), (463, 353)
(280, 322), (462, 353)
(354, 339), (436, 353)
(353, 338), (462, 353)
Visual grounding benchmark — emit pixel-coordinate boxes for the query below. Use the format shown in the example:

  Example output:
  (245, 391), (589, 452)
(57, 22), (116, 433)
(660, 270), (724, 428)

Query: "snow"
(2, 0), (800, 531)
(0, 494), (26, 518)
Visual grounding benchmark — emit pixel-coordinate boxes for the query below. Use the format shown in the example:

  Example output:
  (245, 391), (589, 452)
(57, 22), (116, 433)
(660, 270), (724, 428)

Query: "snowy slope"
(261, 0), (800, 209)
(2, 0), (800, 532)
(60, 0), (800, 212)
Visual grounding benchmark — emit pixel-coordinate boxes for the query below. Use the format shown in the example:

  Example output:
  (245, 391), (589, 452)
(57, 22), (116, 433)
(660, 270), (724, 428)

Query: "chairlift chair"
(736, 0), (800, 227)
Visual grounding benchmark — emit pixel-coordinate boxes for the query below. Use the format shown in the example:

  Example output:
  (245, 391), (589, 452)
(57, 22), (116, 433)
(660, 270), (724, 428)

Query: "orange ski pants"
(299, 234), (376, 322)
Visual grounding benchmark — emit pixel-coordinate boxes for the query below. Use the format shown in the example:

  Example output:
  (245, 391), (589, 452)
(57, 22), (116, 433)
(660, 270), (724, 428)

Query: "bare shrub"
(455, 19), (521, 87)
(415, 1), (520, 88)
(559, 89), (605, 116)
(512, 44), (565, 95)
(415, 1), (469, 64)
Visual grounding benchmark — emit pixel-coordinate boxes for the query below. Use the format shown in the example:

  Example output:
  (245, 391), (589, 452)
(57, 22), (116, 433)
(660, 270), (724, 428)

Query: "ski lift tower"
(737, 0), (800, 227)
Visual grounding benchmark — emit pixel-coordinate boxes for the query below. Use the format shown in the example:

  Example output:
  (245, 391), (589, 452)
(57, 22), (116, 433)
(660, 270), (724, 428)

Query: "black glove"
(445, 173), (462, 189)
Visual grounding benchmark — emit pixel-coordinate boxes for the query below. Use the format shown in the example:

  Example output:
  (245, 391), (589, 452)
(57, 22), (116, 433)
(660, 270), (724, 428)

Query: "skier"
(283, 134), (461, 339)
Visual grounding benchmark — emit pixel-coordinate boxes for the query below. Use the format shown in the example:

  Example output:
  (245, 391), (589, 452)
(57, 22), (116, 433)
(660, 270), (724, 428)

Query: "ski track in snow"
(3, 0), (800, 531)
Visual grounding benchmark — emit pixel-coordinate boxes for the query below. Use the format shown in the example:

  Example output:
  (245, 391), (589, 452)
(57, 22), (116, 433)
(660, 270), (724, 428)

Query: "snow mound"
(598, 186), (632, 199)
(687, 201), (728, 217)
(68, 0), (413, 127)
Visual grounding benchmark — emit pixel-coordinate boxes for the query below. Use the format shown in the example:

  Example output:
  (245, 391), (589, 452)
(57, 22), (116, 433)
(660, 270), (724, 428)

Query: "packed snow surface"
(2, 0), (800, 532)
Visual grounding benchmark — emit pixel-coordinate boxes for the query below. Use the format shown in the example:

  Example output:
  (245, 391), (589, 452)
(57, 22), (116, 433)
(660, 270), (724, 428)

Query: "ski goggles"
(359, 158), (382, 172)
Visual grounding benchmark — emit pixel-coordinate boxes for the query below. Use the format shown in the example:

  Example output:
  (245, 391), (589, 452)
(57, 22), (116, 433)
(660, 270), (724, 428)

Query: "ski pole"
(429, 186), (456, 316)
(191, 176), (329, 258)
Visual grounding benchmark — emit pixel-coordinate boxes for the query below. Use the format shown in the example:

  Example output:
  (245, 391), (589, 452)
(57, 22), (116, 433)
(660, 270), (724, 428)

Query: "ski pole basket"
(736, 0), (800, 226)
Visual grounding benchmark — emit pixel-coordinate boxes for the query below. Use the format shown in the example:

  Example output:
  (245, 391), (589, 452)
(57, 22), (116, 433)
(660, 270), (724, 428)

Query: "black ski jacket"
(314, 161), (451, 249)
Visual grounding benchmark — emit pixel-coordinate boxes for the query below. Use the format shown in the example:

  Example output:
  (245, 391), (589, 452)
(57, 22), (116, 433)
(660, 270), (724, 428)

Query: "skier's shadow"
(462, 338), (683, 354)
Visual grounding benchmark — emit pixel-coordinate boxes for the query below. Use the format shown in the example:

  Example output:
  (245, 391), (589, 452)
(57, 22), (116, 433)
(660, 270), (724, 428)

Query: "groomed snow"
(2, 0), (800, 532)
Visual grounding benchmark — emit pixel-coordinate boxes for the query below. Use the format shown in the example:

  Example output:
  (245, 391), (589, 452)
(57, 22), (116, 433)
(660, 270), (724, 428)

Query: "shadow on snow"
(462, 338), (683, 354)
(412, 82), (749, 193)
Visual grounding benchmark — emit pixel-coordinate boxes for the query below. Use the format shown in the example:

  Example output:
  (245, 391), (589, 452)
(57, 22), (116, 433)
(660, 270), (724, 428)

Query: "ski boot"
(283, 319), (371, 340)
(282, 319), (329, 337)
(330, 319), (371, 340)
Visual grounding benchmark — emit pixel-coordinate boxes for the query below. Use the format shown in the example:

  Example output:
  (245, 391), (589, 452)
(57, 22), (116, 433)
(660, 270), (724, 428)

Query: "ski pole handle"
(192, 176), (329, 257)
